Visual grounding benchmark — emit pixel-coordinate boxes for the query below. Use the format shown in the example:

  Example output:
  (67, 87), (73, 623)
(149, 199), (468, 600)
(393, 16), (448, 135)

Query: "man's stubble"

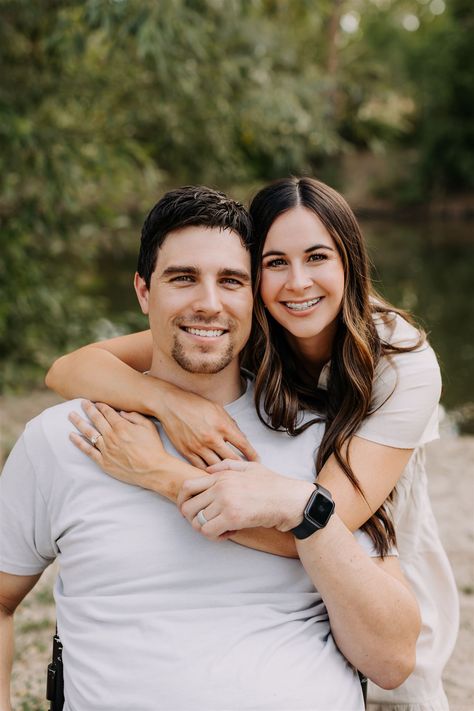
(171, 335), (235, 374)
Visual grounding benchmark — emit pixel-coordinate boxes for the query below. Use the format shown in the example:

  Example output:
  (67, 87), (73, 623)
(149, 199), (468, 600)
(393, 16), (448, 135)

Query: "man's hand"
(177, 460), (314, 540)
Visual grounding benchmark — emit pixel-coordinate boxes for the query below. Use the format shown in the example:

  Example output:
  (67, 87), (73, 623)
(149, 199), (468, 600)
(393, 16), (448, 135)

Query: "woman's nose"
(285, 264), (313, 292)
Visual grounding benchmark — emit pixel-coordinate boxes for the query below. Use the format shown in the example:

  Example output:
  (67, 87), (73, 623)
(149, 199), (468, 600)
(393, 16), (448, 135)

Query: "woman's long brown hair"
(246, 176), (425, 556)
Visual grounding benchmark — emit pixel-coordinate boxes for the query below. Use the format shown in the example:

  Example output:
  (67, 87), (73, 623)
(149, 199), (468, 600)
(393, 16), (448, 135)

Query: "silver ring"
(196, 510), (208, 527)
(90, 432), (102, 448)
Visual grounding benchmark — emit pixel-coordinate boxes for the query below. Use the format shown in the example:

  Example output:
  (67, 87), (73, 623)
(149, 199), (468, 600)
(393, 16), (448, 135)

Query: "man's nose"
(192, 283), (222, 313)
(286, 264), (313, 292)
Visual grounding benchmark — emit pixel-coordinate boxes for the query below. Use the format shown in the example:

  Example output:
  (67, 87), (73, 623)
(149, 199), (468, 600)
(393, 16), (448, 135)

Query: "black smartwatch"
(291, 483), (335, 540)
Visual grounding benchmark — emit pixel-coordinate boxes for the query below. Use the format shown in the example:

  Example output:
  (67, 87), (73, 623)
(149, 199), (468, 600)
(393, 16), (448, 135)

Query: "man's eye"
(171, 275), (195, 283)
(221, 278), (242, 287)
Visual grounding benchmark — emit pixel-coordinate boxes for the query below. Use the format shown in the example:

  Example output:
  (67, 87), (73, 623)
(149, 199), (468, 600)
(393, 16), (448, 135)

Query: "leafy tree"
(1, 0), (472, 388)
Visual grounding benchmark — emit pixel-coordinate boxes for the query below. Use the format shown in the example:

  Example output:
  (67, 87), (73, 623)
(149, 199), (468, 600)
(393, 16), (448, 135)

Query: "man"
(0, 186), (419, 711)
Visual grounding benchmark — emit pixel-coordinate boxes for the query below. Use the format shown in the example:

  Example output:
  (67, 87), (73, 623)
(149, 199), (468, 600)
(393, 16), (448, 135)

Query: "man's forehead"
(155, 225), (251, 273)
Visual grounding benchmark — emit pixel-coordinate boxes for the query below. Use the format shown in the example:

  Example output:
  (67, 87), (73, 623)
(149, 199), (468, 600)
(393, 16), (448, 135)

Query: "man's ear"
(134, 272), (150, 315)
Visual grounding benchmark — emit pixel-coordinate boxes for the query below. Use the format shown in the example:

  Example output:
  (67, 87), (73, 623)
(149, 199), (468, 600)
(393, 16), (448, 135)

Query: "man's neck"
(148, 357), (245, 406)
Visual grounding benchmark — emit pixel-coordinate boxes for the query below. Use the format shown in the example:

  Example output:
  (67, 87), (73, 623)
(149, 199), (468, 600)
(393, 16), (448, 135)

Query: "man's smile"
(181, 326), (227, 338)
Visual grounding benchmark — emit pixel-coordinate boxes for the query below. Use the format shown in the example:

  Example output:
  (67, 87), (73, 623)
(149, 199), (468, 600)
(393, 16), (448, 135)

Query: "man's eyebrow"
(159, 266), (251, 282)
(218, 268), (251, 282)
(262, 244), (335, 258)
(160, 265), (200, 277)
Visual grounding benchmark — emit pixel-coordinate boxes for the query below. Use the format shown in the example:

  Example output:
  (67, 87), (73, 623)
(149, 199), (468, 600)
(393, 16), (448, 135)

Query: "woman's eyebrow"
(262, 244), (334, 258)
(304, 244), (334, 253)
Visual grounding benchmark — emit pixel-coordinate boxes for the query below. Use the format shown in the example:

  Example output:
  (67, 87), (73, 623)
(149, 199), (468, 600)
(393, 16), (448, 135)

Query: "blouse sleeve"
(355, 317), (442, 449)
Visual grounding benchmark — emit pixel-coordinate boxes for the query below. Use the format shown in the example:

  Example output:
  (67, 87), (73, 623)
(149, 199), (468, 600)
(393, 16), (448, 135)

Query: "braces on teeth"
(285, 298), (321, 311)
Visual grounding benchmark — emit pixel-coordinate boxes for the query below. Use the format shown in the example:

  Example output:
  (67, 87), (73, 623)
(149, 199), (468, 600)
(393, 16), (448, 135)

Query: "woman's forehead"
(263, 207), (335, 253)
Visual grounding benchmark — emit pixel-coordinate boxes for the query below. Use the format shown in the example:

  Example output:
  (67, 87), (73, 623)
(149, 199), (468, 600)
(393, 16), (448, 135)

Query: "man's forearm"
(296, 515), (420, 688)
(0, 610), (14, 711)
(230, 528), (297, 558)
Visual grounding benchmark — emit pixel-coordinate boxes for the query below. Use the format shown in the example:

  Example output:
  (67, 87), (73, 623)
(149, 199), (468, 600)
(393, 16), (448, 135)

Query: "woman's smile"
(281, 296), (324, 313)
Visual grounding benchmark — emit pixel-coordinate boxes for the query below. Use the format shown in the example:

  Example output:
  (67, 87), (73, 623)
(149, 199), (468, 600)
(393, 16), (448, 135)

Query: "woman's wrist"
(140, 375), (177, 420)
(140, 453), (200, 502)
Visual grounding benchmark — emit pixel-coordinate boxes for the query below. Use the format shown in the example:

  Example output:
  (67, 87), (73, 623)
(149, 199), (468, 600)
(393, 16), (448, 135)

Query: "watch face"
(306, 490), (334, 526)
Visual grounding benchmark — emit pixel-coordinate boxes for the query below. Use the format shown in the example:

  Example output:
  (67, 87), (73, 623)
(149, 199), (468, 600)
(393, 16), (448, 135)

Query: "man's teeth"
(285, 298), (322, 311)
(185, 328), (225, 337)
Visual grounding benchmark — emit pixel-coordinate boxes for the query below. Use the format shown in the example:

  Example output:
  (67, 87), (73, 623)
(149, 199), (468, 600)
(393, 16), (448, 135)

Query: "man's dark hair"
(137, 185), (253, 287)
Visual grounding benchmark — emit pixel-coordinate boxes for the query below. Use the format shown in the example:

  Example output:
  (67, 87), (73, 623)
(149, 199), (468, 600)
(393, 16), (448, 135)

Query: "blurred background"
(1, 0), (473, 431)
(0, 1), (473, 707)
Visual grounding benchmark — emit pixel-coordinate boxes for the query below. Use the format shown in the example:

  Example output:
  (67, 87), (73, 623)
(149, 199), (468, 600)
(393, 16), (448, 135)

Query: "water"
(94, 218), (474, 434)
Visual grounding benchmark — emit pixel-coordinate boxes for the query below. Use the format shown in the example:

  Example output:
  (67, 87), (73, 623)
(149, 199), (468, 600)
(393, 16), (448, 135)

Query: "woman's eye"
(308, 253), (326, 262)
(264, 258), (287, 268)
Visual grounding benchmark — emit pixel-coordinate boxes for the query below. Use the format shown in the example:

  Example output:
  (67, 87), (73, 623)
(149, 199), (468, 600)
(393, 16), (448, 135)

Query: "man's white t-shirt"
(0, 383), (379, 711)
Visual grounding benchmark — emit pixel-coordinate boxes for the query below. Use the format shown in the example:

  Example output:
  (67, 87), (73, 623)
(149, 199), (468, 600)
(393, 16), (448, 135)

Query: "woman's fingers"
(211, 441), (246, 463)
(224, 425), (259, 463)
(80, 400), (113, 435)
(119, 410), (154, 428)
(186, 453), (209, 470)
(197, 448), (223, 467)
(69, 432), (102, 465)
(68, 411), (104, 447)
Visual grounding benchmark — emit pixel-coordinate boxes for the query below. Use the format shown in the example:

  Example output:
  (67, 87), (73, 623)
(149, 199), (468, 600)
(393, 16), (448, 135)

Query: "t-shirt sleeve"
(0, 434), (57, 575)
(355, 341), (442, 449)
(353, 529), (397, 557)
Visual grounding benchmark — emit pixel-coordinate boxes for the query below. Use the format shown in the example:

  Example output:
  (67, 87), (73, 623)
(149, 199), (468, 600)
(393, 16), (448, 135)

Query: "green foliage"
(0, 0), (472, 388)
(0, 1), (158, 388)
(403, 0), (474, 197)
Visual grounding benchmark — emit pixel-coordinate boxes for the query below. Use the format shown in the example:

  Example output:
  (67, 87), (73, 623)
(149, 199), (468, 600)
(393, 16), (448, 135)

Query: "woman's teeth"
(284, 298), (322, 311)
(185, 328), (225, 337)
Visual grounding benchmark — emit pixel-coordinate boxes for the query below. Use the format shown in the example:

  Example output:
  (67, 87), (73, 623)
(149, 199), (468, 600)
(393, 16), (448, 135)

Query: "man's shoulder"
(24, 398), (86, 454)
(27, 397), (84, 429)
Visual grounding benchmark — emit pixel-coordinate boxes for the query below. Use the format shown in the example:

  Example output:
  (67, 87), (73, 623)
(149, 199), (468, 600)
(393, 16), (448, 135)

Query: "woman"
(46, 177), (458, 710)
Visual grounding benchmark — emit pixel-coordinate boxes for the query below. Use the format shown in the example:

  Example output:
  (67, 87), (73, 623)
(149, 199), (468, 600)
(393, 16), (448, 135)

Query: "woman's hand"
(158, 386), (259, 469)
(68, 400), (174, 490)
(177, 460), (314, 540)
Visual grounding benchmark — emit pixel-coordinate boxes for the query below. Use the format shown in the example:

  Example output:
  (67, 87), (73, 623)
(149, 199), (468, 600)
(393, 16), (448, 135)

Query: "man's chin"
(171, 346), (233, 374)
(173, 357), (233, 374)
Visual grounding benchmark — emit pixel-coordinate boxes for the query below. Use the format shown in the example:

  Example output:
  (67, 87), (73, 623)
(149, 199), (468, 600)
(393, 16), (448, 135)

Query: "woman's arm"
(316, 436), (414, 531)
(46, 330), (155, 405)
(46, 333), (257, 467)
(177, 465), (420, 688)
